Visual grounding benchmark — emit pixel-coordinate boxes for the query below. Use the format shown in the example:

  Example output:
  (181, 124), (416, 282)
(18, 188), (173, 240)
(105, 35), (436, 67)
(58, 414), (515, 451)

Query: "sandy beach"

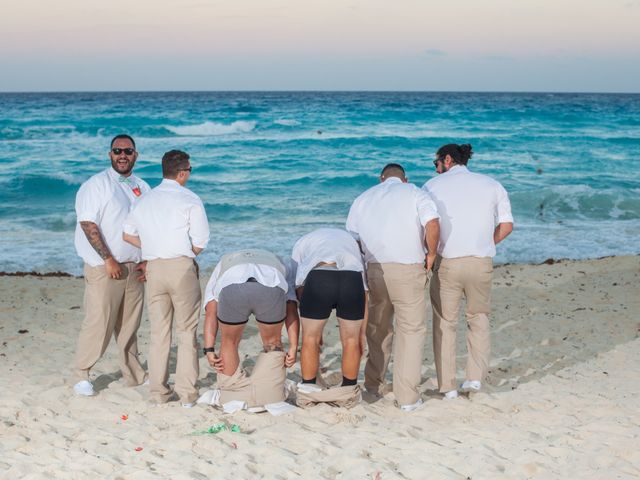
(1, 255), (639, 479)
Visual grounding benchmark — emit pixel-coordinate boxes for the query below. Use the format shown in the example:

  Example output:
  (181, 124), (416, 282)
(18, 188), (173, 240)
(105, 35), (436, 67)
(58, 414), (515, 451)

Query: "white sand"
(1, 255), (639, 479)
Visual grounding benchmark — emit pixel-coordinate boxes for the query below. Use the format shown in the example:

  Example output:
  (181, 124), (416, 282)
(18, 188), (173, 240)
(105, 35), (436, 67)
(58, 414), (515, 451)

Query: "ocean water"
(1, 91), (639, 275)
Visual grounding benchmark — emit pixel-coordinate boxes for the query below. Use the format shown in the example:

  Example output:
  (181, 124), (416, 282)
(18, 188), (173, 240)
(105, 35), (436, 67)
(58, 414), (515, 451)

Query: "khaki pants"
(74, 262), (146, 386)
(430, 256), (493, 392)
(217, 351), (286, 407)
(146, 257), (201, 404)
(364, 262), (428, 406)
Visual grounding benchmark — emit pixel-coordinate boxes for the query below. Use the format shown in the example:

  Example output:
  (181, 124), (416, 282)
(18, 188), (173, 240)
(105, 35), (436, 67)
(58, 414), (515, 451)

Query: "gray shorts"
(217, 281), (286, 325)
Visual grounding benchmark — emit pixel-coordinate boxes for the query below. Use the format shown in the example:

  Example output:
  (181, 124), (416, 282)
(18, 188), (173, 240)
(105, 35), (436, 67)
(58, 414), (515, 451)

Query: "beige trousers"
(74, 262), (146, 386)
(364, 262), (428, 406)
(217, 351), (286, 407)
(296, 384), (361, 409)
(430, 256), (493, 392)
(146, 257), (201, 404)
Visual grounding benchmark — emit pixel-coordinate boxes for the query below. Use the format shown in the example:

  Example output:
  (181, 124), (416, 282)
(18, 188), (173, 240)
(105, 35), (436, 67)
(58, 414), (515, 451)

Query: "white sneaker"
(181, 402), (195, 409)
(443, 390), (458, 400)
(460, 380), (481, 392)
(73, 380), (95, 396)
(399, 398), (424, 412)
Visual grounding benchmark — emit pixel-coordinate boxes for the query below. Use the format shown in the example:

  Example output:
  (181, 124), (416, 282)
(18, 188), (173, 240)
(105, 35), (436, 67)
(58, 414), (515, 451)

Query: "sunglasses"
(433, 158), (442, 167)
(112, 148), (136, 156)
(179, 166), (193, 173)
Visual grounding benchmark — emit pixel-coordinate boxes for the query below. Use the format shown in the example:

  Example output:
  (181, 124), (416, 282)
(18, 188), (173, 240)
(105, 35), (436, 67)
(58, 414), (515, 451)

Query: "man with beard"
(424, 143), (513, 399)
(73, 134), (149, 396)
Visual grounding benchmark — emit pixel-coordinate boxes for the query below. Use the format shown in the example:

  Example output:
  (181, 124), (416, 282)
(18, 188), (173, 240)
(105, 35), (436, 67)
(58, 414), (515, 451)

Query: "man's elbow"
(122, 233), (140, 246)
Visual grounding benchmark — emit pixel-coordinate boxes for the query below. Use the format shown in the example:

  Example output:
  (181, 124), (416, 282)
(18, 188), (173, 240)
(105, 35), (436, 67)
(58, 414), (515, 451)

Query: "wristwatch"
(203, 347), (215, 355)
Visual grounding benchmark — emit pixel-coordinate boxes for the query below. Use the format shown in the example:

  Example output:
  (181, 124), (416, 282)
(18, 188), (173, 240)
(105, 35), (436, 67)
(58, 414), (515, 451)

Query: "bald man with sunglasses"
(72, 134), (150, 397)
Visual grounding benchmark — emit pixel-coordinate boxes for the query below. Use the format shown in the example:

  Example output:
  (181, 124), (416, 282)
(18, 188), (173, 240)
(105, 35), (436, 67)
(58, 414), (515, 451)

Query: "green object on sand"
(191, 423), (241, 435)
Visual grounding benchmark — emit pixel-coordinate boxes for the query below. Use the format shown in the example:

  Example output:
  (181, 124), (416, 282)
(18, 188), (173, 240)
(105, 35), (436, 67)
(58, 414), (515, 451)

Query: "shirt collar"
(161, 178), (182, 188)
(107, 167), (135, 183)
(444, 165), (468, 175)
(382, 176), (403, 185)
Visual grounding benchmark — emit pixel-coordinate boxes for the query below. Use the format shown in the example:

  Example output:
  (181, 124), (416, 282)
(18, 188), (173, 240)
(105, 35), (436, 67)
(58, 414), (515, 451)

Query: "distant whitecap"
(165, 121), (256, 136)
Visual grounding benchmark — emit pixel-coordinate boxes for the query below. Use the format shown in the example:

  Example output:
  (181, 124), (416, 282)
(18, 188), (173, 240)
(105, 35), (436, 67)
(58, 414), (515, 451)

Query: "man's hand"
(134, 261), (147, 282)
(206, 351), (224, 372)
(105, 257), (122, 279)
(285, 346), (297, 368)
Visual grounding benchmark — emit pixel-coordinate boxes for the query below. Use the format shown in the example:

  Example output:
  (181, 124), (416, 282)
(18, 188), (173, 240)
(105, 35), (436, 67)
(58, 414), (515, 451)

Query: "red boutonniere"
(132, 187), (141, 197)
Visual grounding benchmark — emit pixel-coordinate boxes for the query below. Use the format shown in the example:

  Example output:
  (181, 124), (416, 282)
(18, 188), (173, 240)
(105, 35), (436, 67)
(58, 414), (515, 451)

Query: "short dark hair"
(162, 150), (190, 178)
(110, 134), (136, 149)
(380, 163), (406, 179)
(436, 144), (473, 165)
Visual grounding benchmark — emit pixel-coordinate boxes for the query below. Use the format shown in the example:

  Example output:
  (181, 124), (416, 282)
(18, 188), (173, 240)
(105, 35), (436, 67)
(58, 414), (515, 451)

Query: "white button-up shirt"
(291, 227), (367, 289)
(75, 168), (150, 266)
(123, 179), (210, 260)
(423, 165), (514, 259)
(346, 177), (440, 264)
(203, 256), (297, 305)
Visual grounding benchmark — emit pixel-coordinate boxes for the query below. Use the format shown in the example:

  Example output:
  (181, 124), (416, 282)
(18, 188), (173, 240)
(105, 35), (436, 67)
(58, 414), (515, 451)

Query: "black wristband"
(203, 347), (215, 355)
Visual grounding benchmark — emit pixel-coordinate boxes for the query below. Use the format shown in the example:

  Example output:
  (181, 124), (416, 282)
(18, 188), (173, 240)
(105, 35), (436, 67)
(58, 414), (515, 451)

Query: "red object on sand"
(134, 447), (143, 452)
(121, 414), (128, 421)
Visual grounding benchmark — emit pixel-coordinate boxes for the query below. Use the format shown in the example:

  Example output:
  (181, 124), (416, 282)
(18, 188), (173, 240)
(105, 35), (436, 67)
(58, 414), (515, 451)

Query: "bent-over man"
(201, 249), (299, 409)
(291, 228), (367, 394)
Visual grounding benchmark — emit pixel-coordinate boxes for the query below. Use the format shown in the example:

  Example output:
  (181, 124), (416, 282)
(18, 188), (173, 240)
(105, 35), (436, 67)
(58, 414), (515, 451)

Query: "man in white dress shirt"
(423, 144), (513, 398)
(123, 150), (210, 407)
(291, 228), (367, 394)
(346, 163), (440, 411)
(72, 134), (149, 397)
(201, 249), (299, 408)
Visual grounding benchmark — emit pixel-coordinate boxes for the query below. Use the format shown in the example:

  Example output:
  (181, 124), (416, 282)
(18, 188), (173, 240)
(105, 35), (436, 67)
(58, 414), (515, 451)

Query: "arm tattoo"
(80, 221), (113, 260)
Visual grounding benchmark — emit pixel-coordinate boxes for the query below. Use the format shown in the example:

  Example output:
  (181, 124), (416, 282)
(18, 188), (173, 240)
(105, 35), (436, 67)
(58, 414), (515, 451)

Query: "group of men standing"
(72, 134), (513, 412)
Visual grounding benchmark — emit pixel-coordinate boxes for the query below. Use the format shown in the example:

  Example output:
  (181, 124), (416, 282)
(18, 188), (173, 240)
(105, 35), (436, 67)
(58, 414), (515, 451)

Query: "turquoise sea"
(1, 92), (639, 275)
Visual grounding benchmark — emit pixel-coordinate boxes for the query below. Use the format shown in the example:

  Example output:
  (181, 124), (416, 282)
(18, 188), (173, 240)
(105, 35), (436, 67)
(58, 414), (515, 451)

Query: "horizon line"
(1, 89), (639, 95)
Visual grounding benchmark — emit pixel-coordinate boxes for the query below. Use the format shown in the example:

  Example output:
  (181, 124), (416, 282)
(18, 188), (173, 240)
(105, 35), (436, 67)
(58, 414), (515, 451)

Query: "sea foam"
(165, 120), (256, 136)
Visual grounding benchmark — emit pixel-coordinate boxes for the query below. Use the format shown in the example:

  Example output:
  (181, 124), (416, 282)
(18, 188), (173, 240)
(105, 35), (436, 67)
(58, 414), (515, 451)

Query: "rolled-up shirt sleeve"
(203, 262), (222, 307)
(75, 182), (102, 223)
(345, 202), (361, 241)
(495, 184), (514, 225)
(188, 200), (210, 249)
(416, 189), (440, 225)
(122, 210), (139, 236)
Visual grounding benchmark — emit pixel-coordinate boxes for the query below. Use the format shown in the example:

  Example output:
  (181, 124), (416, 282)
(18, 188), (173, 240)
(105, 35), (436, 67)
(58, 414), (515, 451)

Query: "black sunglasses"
(433, 158), (442, 167)
(112, 148), (136, 156)
(179, 166), (193, 173)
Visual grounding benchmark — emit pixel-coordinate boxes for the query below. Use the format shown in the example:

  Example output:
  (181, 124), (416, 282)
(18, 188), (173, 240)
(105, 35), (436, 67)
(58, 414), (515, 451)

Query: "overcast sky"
(2, 0), (639, 92)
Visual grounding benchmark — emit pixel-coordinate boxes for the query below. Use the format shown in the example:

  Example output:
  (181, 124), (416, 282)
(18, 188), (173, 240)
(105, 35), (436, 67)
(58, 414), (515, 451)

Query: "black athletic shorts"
(299, 269), (365, 320)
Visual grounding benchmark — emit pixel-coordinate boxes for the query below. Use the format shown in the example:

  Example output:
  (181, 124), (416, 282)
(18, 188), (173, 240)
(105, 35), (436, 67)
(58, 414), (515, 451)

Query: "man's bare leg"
(338, 317), (364, 383)
(219, 323), (245, 376)
(257, 320), (285, 352)
(300, 317), (327, 382)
